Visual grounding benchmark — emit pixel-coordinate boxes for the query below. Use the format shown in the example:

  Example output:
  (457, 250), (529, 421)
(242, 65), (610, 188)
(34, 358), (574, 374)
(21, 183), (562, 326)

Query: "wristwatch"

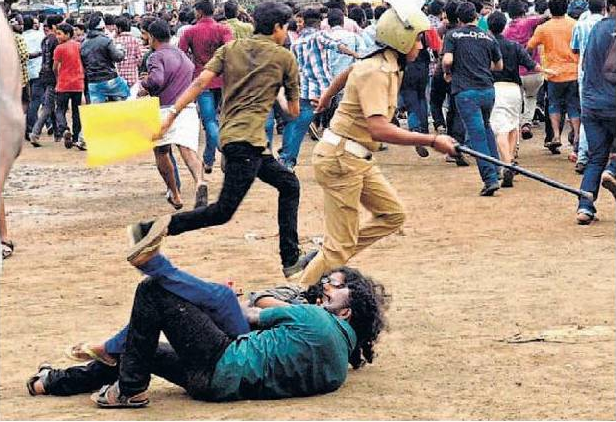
(168, 106), (179, 117)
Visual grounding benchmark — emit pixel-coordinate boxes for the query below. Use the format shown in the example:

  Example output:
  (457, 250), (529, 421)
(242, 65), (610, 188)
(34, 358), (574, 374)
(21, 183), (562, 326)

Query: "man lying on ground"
(27, 234), (388, 408)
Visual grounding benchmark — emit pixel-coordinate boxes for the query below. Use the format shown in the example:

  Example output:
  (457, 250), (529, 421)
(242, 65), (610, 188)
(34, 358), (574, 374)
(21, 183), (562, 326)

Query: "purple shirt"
(503, 15), (546, 76)
(178, 17), (233, 88)
(141, 44), (194, 106)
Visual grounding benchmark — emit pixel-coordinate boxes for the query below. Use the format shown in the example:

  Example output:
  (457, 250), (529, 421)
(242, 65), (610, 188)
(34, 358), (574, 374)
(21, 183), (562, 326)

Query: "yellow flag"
(80, 97), (161, 167)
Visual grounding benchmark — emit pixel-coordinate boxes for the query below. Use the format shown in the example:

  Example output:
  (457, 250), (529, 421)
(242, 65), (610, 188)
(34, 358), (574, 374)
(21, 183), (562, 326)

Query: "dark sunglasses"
(320, 275), (346, 289)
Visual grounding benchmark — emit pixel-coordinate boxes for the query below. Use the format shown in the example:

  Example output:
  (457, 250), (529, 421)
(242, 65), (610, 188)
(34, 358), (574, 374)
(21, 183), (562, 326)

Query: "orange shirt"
(527, 17), (578, 82)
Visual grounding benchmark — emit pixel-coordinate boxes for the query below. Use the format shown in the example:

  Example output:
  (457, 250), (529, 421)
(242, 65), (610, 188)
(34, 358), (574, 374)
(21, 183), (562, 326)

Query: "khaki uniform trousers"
(300, 141), (406, 285)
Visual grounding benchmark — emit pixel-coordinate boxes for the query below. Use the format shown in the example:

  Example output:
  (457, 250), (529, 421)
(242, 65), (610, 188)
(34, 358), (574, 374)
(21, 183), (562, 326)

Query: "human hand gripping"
(153, 113), (176, 141)
(431, 134), (458, 156)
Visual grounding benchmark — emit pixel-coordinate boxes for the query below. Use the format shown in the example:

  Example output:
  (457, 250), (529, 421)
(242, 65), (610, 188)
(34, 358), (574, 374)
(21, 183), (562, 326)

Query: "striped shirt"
(571, 12), (604, 81)
(291, 27), (341, 100)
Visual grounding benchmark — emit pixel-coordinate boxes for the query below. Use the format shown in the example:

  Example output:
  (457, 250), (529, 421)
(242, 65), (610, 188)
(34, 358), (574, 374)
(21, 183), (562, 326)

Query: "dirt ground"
(0, 128), (614, 420)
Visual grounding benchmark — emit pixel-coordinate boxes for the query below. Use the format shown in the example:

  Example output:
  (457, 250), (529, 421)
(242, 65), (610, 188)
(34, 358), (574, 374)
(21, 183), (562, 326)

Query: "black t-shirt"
(443, 25), (502, 95)
(492, 34), (536, 85)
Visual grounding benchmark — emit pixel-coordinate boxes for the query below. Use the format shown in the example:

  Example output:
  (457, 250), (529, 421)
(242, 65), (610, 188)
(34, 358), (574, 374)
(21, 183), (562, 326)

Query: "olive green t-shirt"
(205, 35), (300, 149)
(206, 304), (357, 401)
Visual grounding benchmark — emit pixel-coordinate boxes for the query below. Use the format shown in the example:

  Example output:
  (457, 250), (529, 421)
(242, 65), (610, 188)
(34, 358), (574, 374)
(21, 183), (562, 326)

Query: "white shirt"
(23, 29), (45, 80)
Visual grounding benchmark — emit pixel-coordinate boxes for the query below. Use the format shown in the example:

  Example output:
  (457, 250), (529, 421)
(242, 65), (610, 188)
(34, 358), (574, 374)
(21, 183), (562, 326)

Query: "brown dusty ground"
(0, 129), (614, 420)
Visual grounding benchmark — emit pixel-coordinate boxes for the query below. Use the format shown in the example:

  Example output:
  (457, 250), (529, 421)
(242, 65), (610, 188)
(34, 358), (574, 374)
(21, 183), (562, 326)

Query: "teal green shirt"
(207, 304), (357, 401)
(478, 16), (489, 32)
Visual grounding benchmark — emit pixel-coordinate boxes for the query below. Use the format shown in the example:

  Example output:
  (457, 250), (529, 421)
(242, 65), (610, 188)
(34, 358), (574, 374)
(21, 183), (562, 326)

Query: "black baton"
(455, 144), (594, 201)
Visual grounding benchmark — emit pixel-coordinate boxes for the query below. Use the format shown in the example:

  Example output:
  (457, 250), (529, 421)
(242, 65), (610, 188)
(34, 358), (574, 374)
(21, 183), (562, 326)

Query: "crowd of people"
(0, 0), (614, 411)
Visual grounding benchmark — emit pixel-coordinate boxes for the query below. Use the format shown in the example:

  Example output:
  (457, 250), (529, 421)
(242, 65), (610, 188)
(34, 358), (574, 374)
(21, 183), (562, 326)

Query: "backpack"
(603, 31), (616, 84)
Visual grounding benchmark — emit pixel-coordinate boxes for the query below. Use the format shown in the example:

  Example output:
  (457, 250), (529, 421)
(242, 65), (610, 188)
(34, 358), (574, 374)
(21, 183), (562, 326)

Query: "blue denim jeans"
(88, 76), (130, 104)
(455, 88), (499, 185)
(577, 109), (616, 215)
(197, 89), (221, 166)
(26, 78), (45, 134)
(279, 99), (314, 168)
(401, 85), (429, 133)
(104, 254), (249, 354)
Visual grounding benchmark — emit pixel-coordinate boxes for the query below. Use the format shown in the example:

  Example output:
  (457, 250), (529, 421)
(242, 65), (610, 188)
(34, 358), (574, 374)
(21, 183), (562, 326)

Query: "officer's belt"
(321, 129), (372, 160)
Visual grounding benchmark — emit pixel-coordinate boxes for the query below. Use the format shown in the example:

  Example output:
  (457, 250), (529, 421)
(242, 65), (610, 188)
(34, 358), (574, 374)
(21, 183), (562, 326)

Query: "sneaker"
(92, 381), (149, 409)
(415, 145), (430, 158)
(521, 123), (533, 140)
(126, 215), (171, 264)
(454, 154), (470, 167)
(601, 171), (616, 200)
(480, 181), (500, 197)
(203, 164), (213, 174)
(282, 249), (319, 280)
(574, 162), (586, 175)
(194, 183), (208, 209)
(63, 130), (73, 149)
(576, 210), (594, 225)
(74, 140), (87, 151)
(29, 133), (41, 148)
(502, 168), (514, 188)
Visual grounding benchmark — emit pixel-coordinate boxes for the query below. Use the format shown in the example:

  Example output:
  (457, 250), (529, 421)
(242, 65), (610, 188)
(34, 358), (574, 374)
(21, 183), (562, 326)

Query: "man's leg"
(43, 361), (119, 396)
(279, 99), (314, 168)
(55, 92), (70, 137)
(154, 145), (181, 206)
(196, 90), (220, 168)
(455, 90), (499, 188)
(177, 145), (204, 185)
(566, 81), (581, 154)
(480, 88), (500, 161)
(430, 72), (447, 132)
(30, 86), (54, 139)
(26, 78), (44, 135)
(87, 82), (106, 104)
(520, 73), (543, 135)
(70, 92), (83, 141)
(578, 111), (615, 218)
(119, 279), (232, 398)
(256, 156), (301, 268)
(166, 143), (262, 236)
(300, 151), (366, 285)
(547, 81), (564, 146)
(354, 164), (405, 255)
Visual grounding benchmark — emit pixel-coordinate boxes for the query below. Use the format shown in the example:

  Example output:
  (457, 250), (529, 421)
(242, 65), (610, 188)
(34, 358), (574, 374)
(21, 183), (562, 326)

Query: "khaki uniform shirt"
(205, 35), (300, 149)
(329, 49), (402, 152)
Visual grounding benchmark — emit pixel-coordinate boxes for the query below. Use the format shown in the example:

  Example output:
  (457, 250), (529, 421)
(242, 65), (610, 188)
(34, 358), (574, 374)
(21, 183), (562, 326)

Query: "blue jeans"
(577, 109), (616, 215)
(279, 99), (314, 168)
(455, 88), (499, 185)
(197, 89), (221, 166)
(401, 86), (429, 133)
(88, 76), (130, 104)
(26, 78), (45, 134)
(104, 254), (250, 354)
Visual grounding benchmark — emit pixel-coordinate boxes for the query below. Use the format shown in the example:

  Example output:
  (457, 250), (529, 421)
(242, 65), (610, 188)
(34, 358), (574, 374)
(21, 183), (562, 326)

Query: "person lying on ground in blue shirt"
(26, 238), (389, 408)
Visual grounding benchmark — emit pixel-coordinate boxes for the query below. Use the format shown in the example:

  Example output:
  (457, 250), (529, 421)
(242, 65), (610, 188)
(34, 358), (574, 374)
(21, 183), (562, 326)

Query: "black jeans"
(168, 142), (300, 267)
(430, 72), (465, 143)
(55, 92), (82, 141)
(31, 85), (59, 138)
(26, 78), (45, 134)
(120, 278), (232, 398)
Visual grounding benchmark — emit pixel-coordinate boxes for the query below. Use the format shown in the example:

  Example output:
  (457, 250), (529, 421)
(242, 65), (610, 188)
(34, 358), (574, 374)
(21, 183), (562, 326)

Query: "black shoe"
(415, 145), (429, 158)
(480, 182), (500, 196)
(549, 146), (561, 155)
(454, 154), (470, 167)
(282, 249), (319, 280)
(574, 162), (586, 175)
(502, 168), (514, 188)
(63, 130), (73, 149)
(521, 124), (533, 140)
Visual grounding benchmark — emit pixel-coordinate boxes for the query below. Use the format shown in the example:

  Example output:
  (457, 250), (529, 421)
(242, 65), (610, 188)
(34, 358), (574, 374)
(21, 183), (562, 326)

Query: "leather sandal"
(91, 381), (149, 408)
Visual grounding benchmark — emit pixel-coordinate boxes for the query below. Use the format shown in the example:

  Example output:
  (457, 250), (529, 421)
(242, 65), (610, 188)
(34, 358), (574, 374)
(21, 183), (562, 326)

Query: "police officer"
(298, 5), (458, 285)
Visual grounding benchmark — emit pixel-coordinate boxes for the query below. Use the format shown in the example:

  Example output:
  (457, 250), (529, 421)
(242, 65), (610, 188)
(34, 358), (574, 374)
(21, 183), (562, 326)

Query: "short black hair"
(468, 0), (484, 13)
(457, 1), (477, 23)
(609, 0), (616, 8)
(140, 15), (156, 32)
(302, 7), (323, 27)
(194, 0), (214, 16)
(535, 0), (549, 12)
(507, 0), (527, 17)
(374, 5), (388, 20)
(23, 15), (34, 31)
(327, 8), (344, 27)
(428, 0), (446, 15)
(103, 13), (115, 25)
(75, 23), (85, 31)
(87, 14), (102, 31)
(224, 1), (239, 19)
(487, 10), (507, 33)
(115, 16), (131, 33)
(362, 3), (374, 19)
(548, 0), (568, 16)
(445, 0), (461, 24)
(588, 0), (606, 13)
(46, 14), (64, 29)
(57, 22), (74, 37)
(148, 18), (171, 42)
(348, 6), (366, 25)
(253, 2), (292, 35)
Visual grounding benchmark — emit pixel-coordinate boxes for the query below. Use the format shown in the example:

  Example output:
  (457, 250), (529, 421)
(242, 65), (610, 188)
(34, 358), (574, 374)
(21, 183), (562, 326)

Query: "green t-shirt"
(206, 304), (357, 401)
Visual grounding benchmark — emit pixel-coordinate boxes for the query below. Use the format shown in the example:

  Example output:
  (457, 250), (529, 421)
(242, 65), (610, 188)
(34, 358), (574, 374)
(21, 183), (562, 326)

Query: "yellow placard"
(80, 97), (161, 167)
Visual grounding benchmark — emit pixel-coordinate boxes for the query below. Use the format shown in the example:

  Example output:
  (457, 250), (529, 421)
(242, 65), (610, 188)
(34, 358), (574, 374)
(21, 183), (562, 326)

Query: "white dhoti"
(490, 82), (523, 134)
(158, 103), (199, 152)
